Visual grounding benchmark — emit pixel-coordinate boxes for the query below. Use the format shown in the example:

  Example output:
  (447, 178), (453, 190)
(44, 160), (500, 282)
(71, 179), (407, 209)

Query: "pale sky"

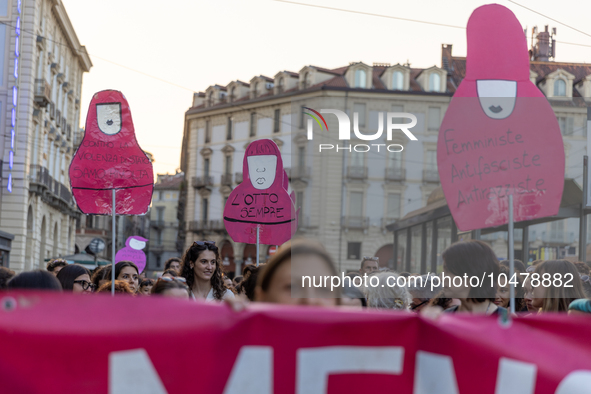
(60, 0), (591, 176)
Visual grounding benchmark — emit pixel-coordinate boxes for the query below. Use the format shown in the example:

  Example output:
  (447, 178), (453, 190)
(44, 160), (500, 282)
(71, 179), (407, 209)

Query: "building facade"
(147, 172), (183, 273)
(181, 59), (453, 274)
(0, 0), (91, 271)
(182, 28), (591, 273)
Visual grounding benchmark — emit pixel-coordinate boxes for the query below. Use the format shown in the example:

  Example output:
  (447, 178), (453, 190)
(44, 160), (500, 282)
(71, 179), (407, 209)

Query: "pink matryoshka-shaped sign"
(223, 139), (298, 245)
(437, 4), (564, 231)
(115, 236), (148, 274)
(69, 90), (154, 215)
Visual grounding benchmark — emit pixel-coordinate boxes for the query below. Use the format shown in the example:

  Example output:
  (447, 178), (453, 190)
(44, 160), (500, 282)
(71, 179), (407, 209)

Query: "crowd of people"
(1, 238), (590, 317)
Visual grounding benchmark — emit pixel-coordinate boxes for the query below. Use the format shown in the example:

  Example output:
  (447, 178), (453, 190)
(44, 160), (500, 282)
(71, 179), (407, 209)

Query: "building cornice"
(185, 86), (452, 118)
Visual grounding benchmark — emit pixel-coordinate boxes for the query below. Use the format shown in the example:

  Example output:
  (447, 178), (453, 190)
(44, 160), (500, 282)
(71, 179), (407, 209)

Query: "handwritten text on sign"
(442, 128), (545, 206)
(231, 193), (285, 220)
(436, 98), (564, 231)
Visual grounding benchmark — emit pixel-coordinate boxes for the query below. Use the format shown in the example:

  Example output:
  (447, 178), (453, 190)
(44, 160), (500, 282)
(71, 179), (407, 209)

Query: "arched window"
(554, 78), (566, 96)
(355, 69), (367, 88)
(392, 71), (403, 90)
(429, 73), (441, 92)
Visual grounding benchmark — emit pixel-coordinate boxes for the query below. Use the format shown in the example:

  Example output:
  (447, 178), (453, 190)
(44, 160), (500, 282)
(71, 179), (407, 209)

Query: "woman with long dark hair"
(7, 270), (62, 291)
(103, 261), (140, 294)
(442, 240), (504, 315)
(56, 264), (94, 293)
(179, 241), (234, 301)
(532, 260), (585, 312)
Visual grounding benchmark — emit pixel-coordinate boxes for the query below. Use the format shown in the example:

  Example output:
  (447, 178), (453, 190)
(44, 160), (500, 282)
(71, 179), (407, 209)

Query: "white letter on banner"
(495, 358), (537, 394)
(414, 351), (459, 394)
(109, 349), (167, 394)
(223, 346), (273, 394)
(555, 371), (591, 394)
(296, 346), (403, 394)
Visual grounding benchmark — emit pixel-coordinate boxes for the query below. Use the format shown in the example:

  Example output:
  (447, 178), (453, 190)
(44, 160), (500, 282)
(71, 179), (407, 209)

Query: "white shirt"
(191, 288), (235, 301)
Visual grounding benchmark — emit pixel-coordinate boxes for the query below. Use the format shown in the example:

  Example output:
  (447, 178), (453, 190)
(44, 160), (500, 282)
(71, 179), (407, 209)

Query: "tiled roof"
(155, 175), (183, 190)
(530, 61), (591, 84)
(449, 57), (591, 105)
(313, 66), (345, 75)
(319, 76), (348, 88)
(372, 66), (386, 90)
(409, 69), (424, 92)
(187, 62), (454, 113)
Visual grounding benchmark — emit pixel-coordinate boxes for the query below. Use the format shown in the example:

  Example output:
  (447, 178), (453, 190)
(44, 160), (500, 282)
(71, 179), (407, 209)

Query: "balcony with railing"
(385, 167), (405, 182)
(297, 215), (318, 230)
(150, 220), (165, 229)
(191, 175), (214, 189)
(221, 173), (233, 186)
(52, 178), (60, 196)
(29, 164), (75, 213)
(289, 166), (311, 181)
(49, 102), (56, 119)
(343, 216), (370, 230)
(423, 169), (440, 183)
(209, 220), (226, 232)
(188, 220), (207, 232)
(34, 79), (51, 107)
(59, 183), (71, 204)
(150, 244), (164, 254)
(29, 165), (52, 189)
(235, 172), (243, 184)
(346, 166), (368, 180)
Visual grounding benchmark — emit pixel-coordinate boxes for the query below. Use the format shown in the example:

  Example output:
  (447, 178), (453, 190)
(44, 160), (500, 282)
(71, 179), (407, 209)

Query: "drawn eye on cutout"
(96, 103), (122, 135)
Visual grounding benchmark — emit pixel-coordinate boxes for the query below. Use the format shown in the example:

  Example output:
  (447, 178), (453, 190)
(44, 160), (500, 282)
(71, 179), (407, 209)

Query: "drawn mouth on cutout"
(256, 177), (266, 185)
(107, 120), (114, 125)
(488, 105), (503, 113)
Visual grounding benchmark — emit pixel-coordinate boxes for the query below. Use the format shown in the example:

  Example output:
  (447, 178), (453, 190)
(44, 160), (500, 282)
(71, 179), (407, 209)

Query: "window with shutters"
(558, 117), (574, 136)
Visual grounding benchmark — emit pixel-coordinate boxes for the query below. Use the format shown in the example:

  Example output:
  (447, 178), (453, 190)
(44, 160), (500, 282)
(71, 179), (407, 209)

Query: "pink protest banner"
(437, 5), (564, 231)
(223, 139), (298, 245)
(115, 236), (148, 273)
(0, 292), (590, 393)
(69, 90), (154, 215)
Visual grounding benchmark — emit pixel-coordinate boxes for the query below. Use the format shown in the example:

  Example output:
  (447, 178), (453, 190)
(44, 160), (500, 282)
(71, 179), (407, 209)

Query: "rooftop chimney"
(441, 44), (453, 71)
(530, 25), (556, 62)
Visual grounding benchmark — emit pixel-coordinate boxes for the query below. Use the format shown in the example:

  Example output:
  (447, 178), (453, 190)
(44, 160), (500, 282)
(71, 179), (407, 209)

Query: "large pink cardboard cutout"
(115, 236), (148, 274)
(69, 90), (154, 215)
(437, 4), (564, 231)
(223, 139), (298, 245)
